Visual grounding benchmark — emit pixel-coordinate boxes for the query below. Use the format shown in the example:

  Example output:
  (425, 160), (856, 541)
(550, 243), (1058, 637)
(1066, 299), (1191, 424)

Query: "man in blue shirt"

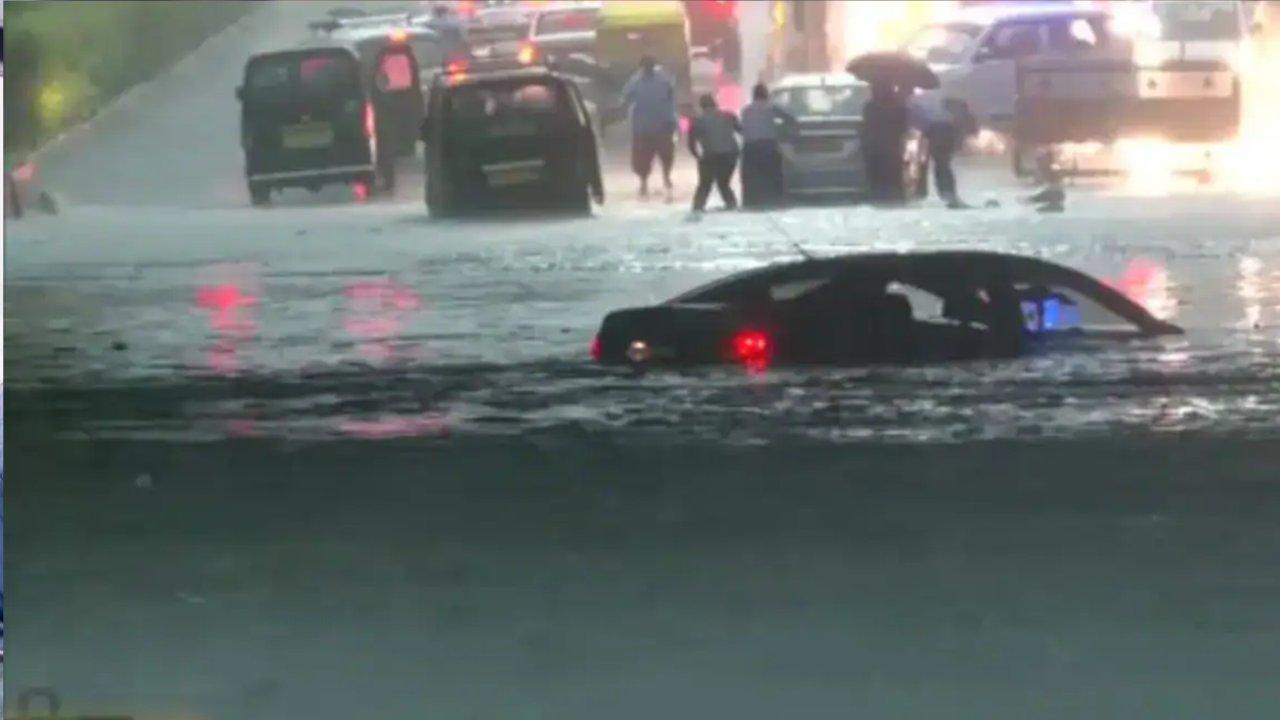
(738, 83), (796, 208)
(621, 55), (679, 200)
(907, 90), (976, 207)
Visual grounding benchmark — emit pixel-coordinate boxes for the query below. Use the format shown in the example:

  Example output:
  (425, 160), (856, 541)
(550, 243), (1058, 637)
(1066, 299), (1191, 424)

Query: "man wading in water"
(620, 55), (679, 201)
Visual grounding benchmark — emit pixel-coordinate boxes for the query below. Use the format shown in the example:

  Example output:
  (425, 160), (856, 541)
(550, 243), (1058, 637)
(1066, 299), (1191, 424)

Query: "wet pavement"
(6, 2), (1280, 718)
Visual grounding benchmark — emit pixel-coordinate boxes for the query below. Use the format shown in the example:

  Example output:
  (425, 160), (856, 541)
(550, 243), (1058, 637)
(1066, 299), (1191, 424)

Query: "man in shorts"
(621, 55), (679, 200)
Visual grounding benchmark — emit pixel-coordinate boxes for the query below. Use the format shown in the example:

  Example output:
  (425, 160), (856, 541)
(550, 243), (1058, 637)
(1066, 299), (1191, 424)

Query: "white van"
(904, 4), (1126, 133)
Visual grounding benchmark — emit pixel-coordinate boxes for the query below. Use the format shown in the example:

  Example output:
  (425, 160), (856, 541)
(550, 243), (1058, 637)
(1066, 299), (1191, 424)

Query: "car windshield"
(770, 84), (869, 117)
(1150, 1), (1243, 41)
(534, 8), (598, 36)
(906, 22), (983, 65)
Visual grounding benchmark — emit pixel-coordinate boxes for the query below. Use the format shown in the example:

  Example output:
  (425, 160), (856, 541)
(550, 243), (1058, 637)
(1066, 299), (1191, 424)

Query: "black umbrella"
(845, 51), (940, 90)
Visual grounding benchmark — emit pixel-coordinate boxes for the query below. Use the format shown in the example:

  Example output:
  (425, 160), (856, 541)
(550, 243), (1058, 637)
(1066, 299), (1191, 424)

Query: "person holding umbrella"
(846, 51), (940, 203)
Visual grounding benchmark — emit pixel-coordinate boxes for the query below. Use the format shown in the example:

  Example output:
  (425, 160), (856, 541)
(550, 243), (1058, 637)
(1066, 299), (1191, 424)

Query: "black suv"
(421, 62), (604, 217)
(236, 43), (422, 206)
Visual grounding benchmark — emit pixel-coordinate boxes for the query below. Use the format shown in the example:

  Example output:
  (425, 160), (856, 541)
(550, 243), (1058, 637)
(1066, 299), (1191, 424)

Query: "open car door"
(371, 42), (425, 159)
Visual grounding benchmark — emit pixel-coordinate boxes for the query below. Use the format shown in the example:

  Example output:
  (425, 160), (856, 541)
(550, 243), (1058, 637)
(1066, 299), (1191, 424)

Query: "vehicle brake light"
(364, 102), (376, 138)
(730, 329), (771, 365)
(517, 43), (537, 65)
(446, 57), (468, 73)
(703, 0), (734, 18)
(589, 334), (602, 360)
(388, 29), (408, 43)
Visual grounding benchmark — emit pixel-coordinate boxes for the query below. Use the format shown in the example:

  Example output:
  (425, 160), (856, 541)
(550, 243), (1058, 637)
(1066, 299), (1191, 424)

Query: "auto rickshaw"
(595, 1), (696, 119)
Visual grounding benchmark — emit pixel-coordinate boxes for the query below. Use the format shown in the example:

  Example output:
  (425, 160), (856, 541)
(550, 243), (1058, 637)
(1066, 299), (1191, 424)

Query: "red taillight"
(517, 43), (537, 65)
(589, 334), (602, 360)
(446, 55), (468, 73)
(363, 102), (376, 138)
(730, 329), (770, 364)
(703, 0), (734, 17)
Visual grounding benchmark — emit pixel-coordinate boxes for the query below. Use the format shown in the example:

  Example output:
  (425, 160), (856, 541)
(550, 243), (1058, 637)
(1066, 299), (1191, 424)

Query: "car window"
(1014, 283), (1138, 331)
(771, 85), (869, 117)
(1151, 1), (1244, 41)
(769, 278), (831, 301)
(905, 22), (983, 65)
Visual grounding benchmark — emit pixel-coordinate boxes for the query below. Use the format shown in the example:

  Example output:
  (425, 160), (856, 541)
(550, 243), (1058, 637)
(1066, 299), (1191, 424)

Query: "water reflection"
(195, 264), (259, 375)
(193, 268), (426, 373)
(1238, 256), (1263, 329)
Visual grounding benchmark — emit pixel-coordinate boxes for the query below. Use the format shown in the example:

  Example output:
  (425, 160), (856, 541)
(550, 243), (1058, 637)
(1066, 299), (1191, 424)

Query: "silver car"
(770, 73), (929, 201)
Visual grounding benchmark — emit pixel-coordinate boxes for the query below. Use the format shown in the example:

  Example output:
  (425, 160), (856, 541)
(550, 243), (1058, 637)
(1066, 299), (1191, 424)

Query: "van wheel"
(248, 182), (272, 207)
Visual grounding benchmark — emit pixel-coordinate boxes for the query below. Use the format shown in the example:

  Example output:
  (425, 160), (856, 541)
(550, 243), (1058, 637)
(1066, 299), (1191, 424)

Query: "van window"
(979, 20), (1046, 60)
(906, 22), (983, 65)
(447, 80), (569, 134)
(245, 53), (361, 97)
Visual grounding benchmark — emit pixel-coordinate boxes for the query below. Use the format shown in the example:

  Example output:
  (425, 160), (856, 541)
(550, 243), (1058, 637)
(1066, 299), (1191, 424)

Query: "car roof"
(771, 73), (864, 91)
(941, 3), (1111, 27)
(438, 65), (565, 88)
(670, 250), (1098, 303)
(247, 45), (360, 64)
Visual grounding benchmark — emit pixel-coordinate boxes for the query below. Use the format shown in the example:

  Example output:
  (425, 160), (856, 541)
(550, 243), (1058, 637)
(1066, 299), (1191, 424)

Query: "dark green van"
(236, 43), (421, 206)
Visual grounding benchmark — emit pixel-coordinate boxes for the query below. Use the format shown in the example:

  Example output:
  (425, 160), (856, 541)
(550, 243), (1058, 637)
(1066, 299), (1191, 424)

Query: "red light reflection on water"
(195, 264), (260, 375)
(344, 278), (423, 360)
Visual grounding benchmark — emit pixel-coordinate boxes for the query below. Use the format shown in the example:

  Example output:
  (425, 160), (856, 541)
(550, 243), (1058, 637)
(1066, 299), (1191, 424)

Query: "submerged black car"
(421, 62), (604, 217)
(237, 43), (421, 205)
(592, 251), (1183, 369)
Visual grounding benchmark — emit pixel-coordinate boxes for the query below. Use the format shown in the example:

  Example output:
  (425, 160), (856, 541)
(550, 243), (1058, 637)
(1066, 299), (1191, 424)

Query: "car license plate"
(282, 123), (334, 149)
(793, 137), (843, 155)
(483, 160), (543, 187)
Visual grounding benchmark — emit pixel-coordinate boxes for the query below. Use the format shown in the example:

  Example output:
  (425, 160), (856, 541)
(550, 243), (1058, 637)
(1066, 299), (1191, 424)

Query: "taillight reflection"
(344, 278), (423, 360)
(364, 102), (376, 138)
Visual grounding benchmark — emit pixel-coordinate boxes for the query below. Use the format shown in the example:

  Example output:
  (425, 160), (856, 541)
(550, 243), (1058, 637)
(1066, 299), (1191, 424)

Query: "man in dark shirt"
(860, 80), (909, 202)
(687, 93), (741, 213)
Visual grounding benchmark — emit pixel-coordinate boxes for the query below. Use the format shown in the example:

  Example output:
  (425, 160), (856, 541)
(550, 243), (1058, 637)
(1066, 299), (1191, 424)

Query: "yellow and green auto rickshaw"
(595, 1), (696, 119)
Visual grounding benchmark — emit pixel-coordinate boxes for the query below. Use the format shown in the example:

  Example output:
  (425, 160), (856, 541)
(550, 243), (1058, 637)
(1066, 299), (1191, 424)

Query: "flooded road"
(6, 2), (1280, 718)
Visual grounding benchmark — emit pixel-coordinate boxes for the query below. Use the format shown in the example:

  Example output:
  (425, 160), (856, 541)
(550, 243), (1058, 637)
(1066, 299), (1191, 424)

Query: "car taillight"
(446, 57), (468, 73)
(703, 0), (734, 18)
(589, 334), (602, 360)
(517, 43), (537, 65)
(364, 102), (376, 138)
(729, 329), (771, 366)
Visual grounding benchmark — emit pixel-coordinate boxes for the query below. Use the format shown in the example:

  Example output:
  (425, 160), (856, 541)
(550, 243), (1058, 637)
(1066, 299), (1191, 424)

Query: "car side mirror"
(973, 47), (996, 64)
(235, 86), (244, 101)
